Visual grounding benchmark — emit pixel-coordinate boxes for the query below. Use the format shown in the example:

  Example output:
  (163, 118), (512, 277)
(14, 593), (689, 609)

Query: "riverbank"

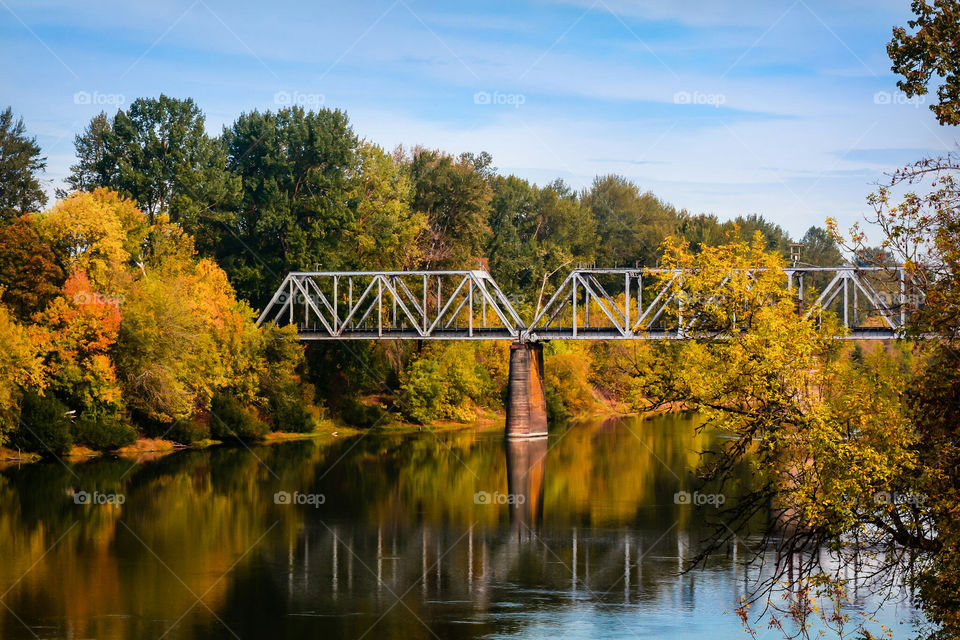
(0, 401), (686, 469)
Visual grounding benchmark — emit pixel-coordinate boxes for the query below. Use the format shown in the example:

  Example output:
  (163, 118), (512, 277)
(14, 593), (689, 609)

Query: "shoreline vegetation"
(0, 400), (687, 468)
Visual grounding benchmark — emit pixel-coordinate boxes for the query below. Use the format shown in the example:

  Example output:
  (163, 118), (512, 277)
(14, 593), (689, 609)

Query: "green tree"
(486, 175), (595, 298)
(889, 0), (960, 125)
(408, 147), (492, 268)
(581, 174), (680, 267)
(798, 225), (843, 266)
(345, 143), (426, 270)
(0, 107), (47, 218)
(67, 96), (239, 248)
(62, 112), (110, 194)
(724, 213), (791, 254)
(220, 106), (358, 305)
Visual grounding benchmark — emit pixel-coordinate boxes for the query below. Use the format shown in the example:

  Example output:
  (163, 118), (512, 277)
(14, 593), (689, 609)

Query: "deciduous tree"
(0, 300), (45, 441)
(889, 0), (960, 125)
(67, 96), (239, 248)
(220, 106), (358, 304)
(0, 215), (64, 320)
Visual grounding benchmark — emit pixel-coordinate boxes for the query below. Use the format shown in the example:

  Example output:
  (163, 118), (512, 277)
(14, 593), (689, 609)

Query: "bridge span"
(257, 266), (915, 438)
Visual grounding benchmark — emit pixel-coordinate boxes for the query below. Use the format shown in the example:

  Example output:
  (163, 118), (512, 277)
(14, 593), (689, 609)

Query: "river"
(0, 413), (920, 639)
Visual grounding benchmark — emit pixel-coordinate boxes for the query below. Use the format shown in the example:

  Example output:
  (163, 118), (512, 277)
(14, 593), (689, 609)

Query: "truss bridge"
(257, 266), (915, 342)
(257, 265), (917, 439)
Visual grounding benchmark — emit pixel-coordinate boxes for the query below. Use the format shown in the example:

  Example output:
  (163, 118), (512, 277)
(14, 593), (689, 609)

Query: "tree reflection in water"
(0, 413), (918, 639)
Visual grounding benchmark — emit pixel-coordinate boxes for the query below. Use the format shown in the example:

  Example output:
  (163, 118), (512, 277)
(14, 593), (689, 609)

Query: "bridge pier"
(505, 342), (548, 438)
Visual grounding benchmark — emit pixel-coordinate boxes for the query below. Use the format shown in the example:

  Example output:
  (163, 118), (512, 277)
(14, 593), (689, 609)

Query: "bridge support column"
(505, 342), (548, 439)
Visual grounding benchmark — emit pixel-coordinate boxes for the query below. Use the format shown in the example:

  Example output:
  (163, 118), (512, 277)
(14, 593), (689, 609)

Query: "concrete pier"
(505, 342), (548, 438)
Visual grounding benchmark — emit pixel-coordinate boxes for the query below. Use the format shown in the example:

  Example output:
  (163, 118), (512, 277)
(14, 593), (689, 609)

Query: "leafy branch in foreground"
(736, 574), (892, 640)
(630, 234), (938, 633)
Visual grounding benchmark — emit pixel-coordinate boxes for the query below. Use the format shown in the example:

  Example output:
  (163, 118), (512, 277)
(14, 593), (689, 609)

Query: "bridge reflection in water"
(0, 415), (918, 639)
(505, 436), (547, 540)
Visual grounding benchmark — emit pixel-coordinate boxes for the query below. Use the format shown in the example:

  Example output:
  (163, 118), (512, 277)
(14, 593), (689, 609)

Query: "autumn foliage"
(0, 189), (313, 447)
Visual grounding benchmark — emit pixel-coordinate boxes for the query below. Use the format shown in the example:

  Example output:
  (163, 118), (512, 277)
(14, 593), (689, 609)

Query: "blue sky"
(1, 0), (952, 237)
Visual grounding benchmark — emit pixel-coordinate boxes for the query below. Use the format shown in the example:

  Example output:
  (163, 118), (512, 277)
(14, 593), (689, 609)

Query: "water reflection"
(505, 437), (547, 539)
(0, 414), (916, 639)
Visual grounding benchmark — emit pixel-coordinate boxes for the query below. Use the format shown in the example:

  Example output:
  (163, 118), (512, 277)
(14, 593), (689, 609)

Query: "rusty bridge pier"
(505, 342), (548, 439)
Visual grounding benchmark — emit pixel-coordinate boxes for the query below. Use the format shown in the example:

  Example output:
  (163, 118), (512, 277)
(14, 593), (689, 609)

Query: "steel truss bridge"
(256, 266), (915, 341)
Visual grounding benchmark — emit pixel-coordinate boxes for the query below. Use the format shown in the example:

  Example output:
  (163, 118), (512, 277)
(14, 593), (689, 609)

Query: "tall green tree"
(67, 96), (239, 249)
(346, 143), (426, 270)
(798, 225), (843, 266)
(582, 174), (680, 267)
(220, 106), (358, 305)
(0, 107), (47, 219)
(63, 112), (110, 194)
(486, 175), (595, 297)
(408, 148), (492, 268)
(718, 213), (792, 256)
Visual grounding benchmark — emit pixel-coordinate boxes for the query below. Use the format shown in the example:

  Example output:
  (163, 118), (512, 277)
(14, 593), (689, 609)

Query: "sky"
(1, 0), (953, 238)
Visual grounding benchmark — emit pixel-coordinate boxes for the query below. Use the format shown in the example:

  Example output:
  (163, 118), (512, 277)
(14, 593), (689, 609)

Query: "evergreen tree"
(0, 107), (47, 219)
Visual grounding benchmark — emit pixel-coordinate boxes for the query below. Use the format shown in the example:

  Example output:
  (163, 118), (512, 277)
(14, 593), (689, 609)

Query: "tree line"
(0, 98), (845, 437)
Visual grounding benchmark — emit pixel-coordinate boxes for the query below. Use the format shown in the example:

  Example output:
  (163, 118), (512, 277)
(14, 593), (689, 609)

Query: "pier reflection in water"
(0, 413), (917, 639)
(505, 436), (547, 540)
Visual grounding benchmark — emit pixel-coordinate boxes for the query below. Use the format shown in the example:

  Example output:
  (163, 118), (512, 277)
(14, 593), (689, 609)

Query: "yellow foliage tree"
(0, 297), (46, 439)
(34, 188), (148, 291)
(635, 234), (920, 586)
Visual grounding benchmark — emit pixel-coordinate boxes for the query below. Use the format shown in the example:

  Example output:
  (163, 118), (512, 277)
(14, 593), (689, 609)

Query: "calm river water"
(0, 414), (919, 639)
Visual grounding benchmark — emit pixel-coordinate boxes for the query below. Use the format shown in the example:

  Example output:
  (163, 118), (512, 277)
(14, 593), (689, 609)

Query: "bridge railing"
(256, 271), (525, 340)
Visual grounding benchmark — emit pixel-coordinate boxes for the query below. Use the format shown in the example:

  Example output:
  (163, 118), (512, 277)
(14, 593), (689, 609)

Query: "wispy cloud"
(0, 0), (945, 236)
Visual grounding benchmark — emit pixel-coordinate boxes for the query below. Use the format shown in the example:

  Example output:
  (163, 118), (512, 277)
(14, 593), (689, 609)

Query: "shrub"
(399, 343), (492, 423)
(210, 392), (267, 441)
(341, 400), (388, 428)
(10, 391), (73, 455)
(165, 418), (210, 445)
(270, 395), (316, 433)
(72, 416), (137, 450)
